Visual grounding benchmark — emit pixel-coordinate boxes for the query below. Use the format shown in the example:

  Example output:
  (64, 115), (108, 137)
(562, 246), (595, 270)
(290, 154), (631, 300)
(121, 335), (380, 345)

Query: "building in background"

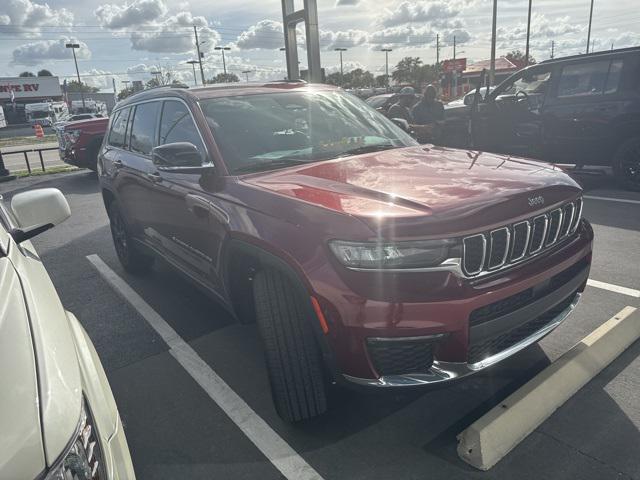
(458, 57), (519, 96)
(67, 92), (116, 114)
(0, 76), (63, 125)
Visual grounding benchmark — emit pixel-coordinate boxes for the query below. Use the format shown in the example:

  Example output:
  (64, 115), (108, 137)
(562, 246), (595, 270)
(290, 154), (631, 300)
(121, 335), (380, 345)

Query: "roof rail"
(539, 45), (640, 64)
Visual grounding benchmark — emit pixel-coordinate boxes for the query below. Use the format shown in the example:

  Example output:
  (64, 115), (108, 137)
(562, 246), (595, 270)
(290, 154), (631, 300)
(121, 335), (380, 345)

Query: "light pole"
(489, 0), (497, 85)
(215, 46), (231, 75)
(186, 60), (199, 86)
(525, 0), (533, 65)
(242, 70), (252, 82)
(193, 26), (206, 85)
(381, 48), (392, 91)
(586, 0), (594, 54)
(334, 47), (347, 86)
(65, 42), (85, 109)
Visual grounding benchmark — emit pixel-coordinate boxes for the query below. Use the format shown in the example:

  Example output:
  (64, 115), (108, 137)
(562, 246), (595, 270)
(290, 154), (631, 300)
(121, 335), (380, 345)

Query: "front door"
(146, 100), (228, 296)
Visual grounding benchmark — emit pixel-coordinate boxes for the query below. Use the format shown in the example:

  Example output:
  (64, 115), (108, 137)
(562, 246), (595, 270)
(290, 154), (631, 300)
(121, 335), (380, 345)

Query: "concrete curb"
(456, 305), (639, 471)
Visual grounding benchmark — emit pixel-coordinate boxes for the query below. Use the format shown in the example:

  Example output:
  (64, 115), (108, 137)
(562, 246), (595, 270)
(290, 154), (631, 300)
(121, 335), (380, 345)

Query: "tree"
(37, 69), (53, 76)
(325, 71), (342, 86)
(375, 74), (388, 87)
(19, 71), (35, 77)
(66, 80), (99, 93)
(208, 73), (240, 83)
(506, 50), (536, 68)
(117, 86), (136, 100)
(392, 57), (423, 84)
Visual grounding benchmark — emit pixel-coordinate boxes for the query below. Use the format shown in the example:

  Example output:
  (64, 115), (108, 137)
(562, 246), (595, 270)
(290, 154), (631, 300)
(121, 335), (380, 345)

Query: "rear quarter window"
(107, 108), (130, 148)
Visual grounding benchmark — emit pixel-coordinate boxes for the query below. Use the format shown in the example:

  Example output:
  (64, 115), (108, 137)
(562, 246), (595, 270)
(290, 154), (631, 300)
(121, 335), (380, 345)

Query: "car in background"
(365, 92), (420, 116)
(55, 113), (105, 126)
(445, 86), (495, 110)
(0, 188), (135, 479)
(55, 117), (109, 171)
(468, 46), (640, 189)
(98, 82), (592, 423)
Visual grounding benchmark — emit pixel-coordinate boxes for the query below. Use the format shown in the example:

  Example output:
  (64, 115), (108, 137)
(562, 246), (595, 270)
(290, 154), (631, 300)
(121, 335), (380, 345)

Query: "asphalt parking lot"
(1, 170), (639, 480)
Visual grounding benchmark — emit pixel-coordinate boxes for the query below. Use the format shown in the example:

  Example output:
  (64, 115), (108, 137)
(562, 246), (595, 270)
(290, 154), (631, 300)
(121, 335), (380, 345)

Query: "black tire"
(108, 201), (154, 274)
(253, 269), (328, 422)
(613, 136), (640, 192)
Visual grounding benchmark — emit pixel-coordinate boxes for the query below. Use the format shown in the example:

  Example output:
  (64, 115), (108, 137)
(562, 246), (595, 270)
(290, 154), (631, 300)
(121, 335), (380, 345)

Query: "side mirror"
(391, 118), (410, 132)
(152, 142), (203, 169)
(10, 188), (70, 243)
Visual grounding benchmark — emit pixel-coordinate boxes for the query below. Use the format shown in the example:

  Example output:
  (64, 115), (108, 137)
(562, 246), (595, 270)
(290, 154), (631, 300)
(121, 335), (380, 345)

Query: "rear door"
(542, 56), (626, 164)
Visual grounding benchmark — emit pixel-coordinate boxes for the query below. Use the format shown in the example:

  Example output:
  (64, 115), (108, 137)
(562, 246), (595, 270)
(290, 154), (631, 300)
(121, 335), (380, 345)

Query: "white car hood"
(0, 256), (45, 479)
(6, 239), (82, 473)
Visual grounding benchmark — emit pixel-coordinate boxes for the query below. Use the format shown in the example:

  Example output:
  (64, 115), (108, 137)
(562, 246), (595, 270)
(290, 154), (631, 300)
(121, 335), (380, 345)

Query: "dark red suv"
(98, 82), (593, 422)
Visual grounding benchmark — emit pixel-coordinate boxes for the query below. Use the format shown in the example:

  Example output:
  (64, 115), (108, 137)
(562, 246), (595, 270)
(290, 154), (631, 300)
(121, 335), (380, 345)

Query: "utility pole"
(381, 48), (392, 91)
(215, 46), (231, 75)
(335, 48), (347, 86)
(453, 36), (457, 97)
(489, 0), (497, 86)
(194, 26), (206, 84)
(611, 42), (614, 51)
(586, 0), (594, 54)
(436, 34), (440, 65)
(592, 39), (595, 53)
(65, 43), (85, 109)
(525, 0), (533, 65)
(551, 40), (555, 59)
(242, 70), (251, 82)
(187, 60), (199, 86)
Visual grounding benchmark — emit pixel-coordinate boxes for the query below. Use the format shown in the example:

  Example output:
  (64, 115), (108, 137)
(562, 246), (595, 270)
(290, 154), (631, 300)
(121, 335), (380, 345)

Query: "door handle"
(146, 171), (162, 183)
(112, 158), (123, 168)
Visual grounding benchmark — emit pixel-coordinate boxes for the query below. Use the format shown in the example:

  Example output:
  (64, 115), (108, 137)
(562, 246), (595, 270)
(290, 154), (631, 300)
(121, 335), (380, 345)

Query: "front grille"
(367, 338), (436, 375)
(461, 197), (583, 277)
(468, 291), (578, 364)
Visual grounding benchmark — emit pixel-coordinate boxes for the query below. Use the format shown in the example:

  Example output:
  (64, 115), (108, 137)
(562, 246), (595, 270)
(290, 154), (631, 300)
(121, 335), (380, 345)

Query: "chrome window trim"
(509, 220), (530, 262)
(529, 214), (549, 255)
(462, 234), (487, 277)
(487, 227), (510, 270)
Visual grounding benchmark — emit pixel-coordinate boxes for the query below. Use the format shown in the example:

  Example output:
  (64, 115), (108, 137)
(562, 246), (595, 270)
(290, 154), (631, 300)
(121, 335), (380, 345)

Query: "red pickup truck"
(55, 117), (108, 171)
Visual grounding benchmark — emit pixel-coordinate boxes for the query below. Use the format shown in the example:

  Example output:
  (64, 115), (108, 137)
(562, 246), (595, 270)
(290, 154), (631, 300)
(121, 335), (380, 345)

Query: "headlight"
(329, 239), (453, 269)
(45, 398), (105, 480)
(64, 129), (82, 145)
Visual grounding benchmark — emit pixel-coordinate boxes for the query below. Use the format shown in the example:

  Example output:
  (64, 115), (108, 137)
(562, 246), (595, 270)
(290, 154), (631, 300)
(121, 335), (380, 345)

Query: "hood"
(63, 117), (108, 131)
(0, 258), (45, 479)
(242, 145), (581, 238)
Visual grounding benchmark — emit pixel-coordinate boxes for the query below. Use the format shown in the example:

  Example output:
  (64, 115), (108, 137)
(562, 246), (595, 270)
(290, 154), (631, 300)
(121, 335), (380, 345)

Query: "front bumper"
(312, 220), (593, 385)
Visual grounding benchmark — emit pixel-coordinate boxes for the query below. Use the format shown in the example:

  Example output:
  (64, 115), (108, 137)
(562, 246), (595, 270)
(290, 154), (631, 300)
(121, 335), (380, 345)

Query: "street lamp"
(334, 48), (347, 86)
(242, 70), (252, 82)
(214, 46), (231, 75)
(150, 70), (162, 85)
(65, 42), (85, 109)
(381, 48), (392, 91)
(186, 60), (199, 86)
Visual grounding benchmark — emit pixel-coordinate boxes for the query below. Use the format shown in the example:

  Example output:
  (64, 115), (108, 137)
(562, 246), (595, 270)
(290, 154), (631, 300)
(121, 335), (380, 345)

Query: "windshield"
(200, 90), (417, 174)
(30, 111), (50, 119)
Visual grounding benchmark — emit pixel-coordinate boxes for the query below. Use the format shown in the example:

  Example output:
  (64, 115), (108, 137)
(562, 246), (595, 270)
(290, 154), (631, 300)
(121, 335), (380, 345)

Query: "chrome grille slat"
(462, 198), (582, 278)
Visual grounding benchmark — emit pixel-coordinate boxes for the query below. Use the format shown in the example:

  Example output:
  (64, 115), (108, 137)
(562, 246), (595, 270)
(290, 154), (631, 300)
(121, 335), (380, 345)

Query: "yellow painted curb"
(457, 305), (639, 470)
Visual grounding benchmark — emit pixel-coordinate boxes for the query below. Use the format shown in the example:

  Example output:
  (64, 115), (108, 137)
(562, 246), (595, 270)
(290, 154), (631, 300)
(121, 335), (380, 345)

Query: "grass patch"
(0, 134), (58, 148)
(15, 165), (80, 178)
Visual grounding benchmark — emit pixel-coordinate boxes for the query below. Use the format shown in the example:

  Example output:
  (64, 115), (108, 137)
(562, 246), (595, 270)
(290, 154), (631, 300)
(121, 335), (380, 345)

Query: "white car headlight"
(45, 398), (104, 480)
(329, 239), (453, 269)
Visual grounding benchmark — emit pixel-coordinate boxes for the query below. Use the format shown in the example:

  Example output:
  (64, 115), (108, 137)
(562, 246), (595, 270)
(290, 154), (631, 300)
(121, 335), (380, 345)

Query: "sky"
(0, 0), (638, 91)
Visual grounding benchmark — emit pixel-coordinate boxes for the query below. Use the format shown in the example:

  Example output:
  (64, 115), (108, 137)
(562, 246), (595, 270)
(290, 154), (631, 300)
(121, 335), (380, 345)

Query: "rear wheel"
(108, 202), (154, 274)
(252, 269), (328, 422)
(613, 136), (640, 192)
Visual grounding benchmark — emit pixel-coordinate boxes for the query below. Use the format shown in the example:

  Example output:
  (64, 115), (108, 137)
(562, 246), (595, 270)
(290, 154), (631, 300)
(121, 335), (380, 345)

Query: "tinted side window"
(159, 101), (205, 160)
(130, 102), (160, 155)
(108, 107), (130, 148)
(604, 59), (624, 94)
(558, 60), (611, 98)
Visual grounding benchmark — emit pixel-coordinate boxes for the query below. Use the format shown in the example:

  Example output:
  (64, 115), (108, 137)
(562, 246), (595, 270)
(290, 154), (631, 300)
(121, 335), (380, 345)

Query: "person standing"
(411, 85), (444, 125)
(386, 87), (415, 123)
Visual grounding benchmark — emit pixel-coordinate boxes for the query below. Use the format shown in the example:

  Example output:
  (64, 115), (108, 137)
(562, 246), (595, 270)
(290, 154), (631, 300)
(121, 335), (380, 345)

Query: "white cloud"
(320, 29), (368, 50)
(0, 0), (73, 36)
(378, 1), (459, 28)
(336, 0), (359, 5)
(11, 36), (91, 66)
(497, 13), (583, 49)
(235, 20), (284, 50)
(95, 0), (167, 29)
(130, 12), (220, 53)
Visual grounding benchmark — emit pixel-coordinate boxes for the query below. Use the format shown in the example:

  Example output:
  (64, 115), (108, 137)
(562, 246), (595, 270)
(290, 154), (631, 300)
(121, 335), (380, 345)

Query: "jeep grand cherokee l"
(98, 82), (593, 422)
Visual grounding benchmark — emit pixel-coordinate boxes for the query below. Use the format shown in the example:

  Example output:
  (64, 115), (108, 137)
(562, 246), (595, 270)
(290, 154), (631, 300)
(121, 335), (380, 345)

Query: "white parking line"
(584, 195), (640, 205)
(587, 279), (640, 298)
(86, 254), (324, 480)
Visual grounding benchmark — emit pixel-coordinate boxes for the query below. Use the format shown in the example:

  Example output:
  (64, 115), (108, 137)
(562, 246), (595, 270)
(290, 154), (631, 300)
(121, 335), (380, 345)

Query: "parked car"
(98, 82), (593, 422)
(55, 113), (105, 126)
(365, 92), (420, 116)
(465, 47), (640, 189)
(55, 117), (109, 170)
(0, 188), (135, 479)
(445, 86), (495, 110)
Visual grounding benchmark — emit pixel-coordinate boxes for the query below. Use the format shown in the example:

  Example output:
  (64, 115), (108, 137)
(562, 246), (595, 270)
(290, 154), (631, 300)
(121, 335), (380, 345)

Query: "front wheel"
(613, 136), (640, 192)
(253, 269), (328, 422)
(108, 202), (154, 274)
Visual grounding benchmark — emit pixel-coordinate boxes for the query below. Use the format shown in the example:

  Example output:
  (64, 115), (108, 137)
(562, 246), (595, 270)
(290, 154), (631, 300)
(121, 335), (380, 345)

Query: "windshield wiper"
(234, 158), (311, 174)
(332, 143), (396, 158)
